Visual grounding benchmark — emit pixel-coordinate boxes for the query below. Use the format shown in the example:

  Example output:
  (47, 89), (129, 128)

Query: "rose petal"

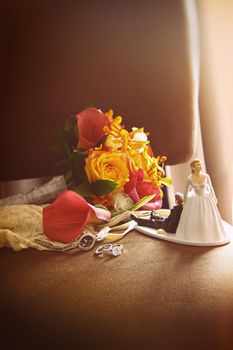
(125, 187), (141, 203)
(136, 168), (144, 181)
(136, 181), (159, 197)
(124, 168), (142, 193)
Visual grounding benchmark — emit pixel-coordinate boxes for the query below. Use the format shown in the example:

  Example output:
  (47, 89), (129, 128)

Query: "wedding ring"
(95, 243), (124, 257)
(111, 244), (124, 256)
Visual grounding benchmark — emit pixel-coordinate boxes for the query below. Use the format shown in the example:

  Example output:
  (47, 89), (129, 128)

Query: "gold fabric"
(1, 230), (233, 349)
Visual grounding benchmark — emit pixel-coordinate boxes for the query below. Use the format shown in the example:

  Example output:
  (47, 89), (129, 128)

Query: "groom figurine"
(131, 192), (184, 234)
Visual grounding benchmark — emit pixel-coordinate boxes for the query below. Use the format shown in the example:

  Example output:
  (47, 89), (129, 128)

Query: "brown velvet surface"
(1, 230), (233, 350)
(0, 0), (196, 181)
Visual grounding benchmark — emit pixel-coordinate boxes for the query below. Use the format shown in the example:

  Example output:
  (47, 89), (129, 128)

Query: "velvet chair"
(0, 0), (195, 186)
(1, 1), (233, 350)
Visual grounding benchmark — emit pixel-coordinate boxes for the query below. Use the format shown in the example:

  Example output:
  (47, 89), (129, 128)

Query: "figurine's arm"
(206, 174), (218, 204)
(183, 178), (191, 203)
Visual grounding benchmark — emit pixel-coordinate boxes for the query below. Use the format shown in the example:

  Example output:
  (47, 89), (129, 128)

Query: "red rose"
(124, 168), (162, 210)
(77, 107), (110, 149)
(43, 190), (111, 243)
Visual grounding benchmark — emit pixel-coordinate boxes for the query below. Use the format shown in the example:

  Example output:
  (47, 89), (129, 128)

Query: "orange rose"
(85, 150), (129, 188)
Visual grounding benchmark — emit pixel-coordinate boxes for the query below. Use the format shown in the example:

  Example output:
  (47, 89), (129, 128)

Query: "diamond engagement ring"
(94, 243), (124, 257)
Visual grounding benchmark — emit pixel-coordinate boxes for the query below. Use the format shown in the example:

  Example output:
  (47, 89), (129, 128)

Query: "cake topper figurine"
(134, 158), (231, 246)
(131, 192), (184, 233)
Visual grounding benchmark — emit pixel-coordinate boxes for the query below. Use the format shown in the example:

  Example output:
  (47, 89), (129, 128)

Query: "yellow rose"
(85, 150), (129, 188)
(128, 149), (153, 173)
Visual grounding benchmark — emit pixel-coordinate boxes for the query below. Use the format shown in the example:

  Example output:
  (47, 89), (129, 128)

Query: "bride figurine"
(175, 158), (229, 244)
(134, 158), (231, 246)
(132, 157), (231, 246)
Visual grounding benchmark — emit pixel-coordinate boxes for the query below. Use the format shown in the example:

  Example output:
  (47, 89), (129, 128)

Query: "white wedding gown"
(176, 174), (228, 244)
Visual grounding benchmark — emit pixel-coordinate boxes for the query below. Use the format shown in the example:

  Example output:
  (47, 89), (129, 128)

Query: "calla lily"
(77, 107), (110, 149)
(43, 190), (111, 243)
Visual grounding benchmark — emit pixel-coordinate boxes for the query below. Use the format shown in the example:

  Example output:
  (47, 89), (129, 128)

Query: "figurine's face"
(192, 161), (202, 173)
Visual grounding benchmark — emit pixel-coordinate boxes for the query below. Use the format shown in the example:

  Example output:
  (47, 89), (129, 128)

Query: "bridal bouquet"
(0, 107), (172, 247)
(42, 107), (172, 243)
(53, 107), (171, 213)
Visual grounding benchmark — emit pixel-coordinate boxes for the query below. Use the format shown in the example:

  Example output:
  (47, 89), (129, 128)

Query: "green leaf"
(51, 115), (79, 181)
(91, 180), (117, 196)
(85, 196), (94, 204)
(53, 129), (72, 160)
(129, 194), (156, 212)
(64, 168), (73, 185)
(63, 115), (78, 151)
(69, 150), (89, 185)
(73, 182), (93, 197)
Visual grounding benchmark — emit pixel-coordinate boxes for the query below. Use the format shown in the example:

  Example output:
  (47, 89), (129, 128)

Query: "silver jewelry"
(77, 232), (96, 250)
(94, 243), (124, 257)
(35, 231), (97, 252)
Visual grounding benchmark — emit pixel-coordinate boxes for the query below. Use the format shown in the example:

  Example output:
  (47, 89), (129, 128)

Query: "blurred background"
(170, 0), (233, 224)
(0, 0), (232, 223)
